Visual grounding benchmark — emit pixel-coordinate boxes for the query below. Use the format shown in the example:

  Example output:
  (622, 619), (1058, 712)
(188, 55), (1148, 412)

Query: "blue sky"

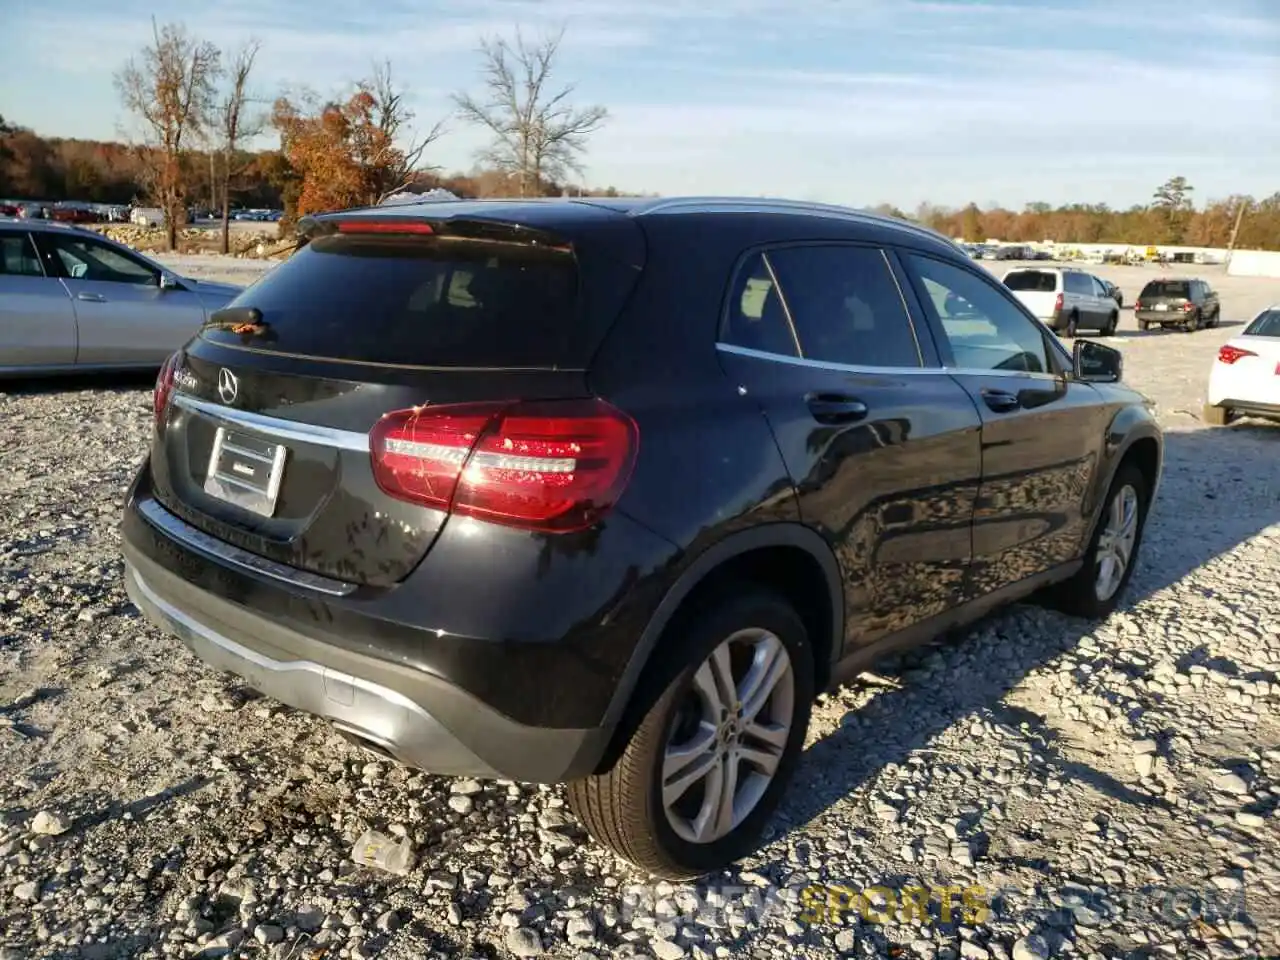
(2, 0), (1276, 209)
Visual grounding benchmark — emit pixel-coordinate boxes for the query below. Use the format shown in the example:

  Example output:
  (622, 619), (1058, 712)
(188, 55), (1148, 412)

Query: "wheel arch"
(595, 523), (843, 770)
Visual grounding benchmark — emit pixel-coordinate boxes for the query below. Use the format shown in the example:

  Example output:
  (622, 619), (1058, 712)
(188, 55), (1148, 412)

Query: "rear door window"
(0, 232), (44, 277)
(200, 234), (581, 368)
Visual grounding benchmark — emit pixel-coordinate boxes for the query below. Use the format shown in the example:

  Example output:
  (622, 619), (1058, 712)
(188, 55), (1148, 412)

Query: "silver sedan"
(0, 219), (243, 376)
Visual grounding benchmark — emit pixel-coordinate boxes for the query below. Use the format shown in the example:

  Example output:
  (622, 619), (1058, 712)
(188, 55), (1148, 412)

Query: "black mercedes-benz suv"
(121, 197), (1163, 879)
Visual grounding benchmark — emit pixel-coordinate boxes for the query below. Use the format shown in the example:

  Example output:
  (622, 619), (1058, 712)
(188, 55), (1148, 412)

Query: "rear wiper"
(204, 306), (271, 337)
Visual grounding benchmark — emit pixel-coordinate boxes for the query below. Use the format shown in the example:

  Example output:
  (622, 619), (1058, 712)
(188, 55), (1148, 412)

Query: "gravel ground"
(1, 258), (1278, 960)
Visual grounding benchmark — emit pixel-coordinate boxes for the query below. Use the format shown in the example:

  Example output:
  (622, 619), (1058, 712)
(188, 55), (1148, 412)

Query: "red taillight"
(154, 352), (179, 424)
(369, 398), (639, 533)
(336, 220), (434, 235)
(1133, 300), (1142, 310)
(1217, 345), (1256, 365)
(1054, 292), (1064, 314)
(1183, 301), (1195, 312)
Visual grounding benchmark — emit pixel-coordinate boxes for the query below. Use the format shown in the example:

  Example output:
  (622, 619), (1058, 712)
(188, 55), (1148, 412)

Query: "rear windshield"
(1003, 271), (1057, 292)
(200, 235), (580, 367)
(1140, 280), (1190, 299)
(1244, 309), (1280, 337)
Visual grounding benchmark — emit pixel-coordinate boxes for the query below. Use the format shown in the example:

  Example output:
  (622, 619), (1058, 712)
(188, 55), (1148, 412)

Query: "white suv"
(1001, 267), (1120, 337)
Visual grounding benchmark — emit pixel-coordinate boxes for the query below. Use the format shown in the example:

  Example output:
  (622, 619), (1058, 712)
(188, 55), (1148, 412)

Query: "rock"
(13, 880), (39, 902)
(30, 810), (70, 835)
(295, 904), (324, 932)
(1214, 772), (1249, 795)
(1134, 754), (1156, 778)
(451, 779), (483, 795)
(375, 910), (401, 933)
(192, 931), (243, 958)
(651, 939), (686, 960)
(1235, 812), (1265, 828)
(1132, 739), (1158, 755)
(253, 925), (284, 945)
(448, 795), (475, 815)
(1012, 934), (1050, 960)
(506, 927), (543, 957)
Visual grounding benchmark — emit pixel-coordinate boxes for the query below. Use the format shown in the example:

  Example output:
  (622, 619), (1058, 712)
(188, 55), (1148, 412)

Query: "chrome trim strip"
(172, 392), (371, 452)
(127, 566), (427, 718)
(136, 498), (356, 597)
(714, 341), (1064, 382)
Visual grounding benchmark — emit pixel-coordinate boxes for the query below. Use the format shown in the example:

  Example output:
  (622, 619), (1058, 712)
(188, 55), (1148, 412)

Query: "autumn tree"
(115, 19), (221, 249)
(453, 28), (608, 197)
(214, 40), (265, 254)
(273, 65), (442, 224)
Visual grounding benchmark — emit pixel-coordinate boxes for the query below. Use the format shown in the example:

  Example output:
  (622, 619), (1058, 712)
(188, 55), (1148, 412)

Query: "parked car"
(1204, 305), (1280, 426)
(1099, 278), (1124, 308)
(0, 220), (243, 376)
(1001, 266), (1120, 336)
(1133, 278), (1220, 332)
(121, 197), (1163, 880)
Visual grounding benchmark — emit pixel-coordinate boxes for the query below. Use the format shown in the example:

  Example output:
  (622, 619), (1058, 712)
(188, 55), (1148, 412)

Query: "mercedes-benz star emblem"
(217, 368), (239, 405)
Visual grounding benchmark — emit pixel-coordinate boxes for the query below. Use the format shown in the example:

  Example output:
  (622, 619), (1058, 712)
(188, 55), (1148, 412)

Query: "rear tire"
(1203, 404), (1230, 426)
(1065, 311), (1079, 338)
(567, 589), (814, 880)
(1208, 306), (1220, 328)
(1044, 463), (1149, 620)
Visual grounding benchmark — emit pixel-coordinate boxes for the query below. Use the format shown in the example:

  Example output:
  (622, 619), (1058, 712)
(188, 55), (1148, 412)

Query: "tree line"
(0, 20), (618, 251)
(2, 20), (1278, 253)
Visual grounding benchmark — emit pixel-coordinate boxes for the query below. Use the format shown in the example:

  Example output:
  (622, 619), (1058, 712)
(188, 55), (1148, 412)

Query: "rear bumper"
(1135, 310), (1192, 324)
(123, 545), (612, 782)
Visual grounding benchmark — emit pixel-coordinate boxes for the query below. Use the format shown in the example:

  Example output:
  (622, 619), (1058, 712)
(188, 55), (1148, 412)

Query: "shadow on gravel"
(775, 424), (1280, 838)
(0, 369), (157, 396)
(67, 775), (214, 835)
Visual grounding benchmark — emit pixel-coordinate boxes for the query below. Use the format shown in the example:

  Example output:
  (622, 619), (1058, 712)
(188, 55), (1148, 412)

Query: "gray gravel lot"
(1, 258), (1278, 960)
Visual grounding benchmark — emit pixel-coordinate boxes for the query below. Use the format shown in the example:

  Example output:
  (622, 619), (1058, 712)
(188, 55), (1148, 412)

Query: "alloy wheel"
(1095, 484), (1139, 602)
(661, 628), (795, 845)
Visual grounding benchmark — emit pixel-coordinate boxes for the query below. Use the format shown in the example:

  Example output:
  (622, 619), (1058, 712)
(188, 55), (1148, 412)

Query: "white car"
(1204, 305), (1280, 425)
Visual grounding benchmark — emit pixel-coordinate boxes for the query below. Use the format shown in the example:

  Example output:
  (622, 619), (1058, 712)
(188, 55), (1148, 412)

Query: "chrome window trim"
(136, 497), (357, 597)
(171, 391), (371, 452)
(714, 341), (1065, 383)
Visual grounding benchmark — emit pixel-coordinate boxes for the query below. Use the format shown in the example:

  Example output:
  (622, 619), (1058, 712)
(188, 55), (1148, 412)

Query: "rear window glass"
(1140, 280), (1190, 298)
(1244, 309), (1280, 337)
(1003, 271), (1057, 292)
(200, 235), (580, 367)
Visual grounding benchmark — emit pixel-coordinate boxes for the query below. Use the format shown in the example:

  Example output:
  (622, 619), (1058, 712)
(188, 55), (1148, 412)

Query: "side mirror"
(1073, 339), (1122, 383)
(159, 273), (183, 291)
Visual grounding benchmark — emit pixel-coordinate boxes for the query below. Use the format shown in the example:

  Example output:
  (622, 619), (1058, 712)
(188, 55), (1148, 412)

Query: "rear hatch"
(1136, 279), (1192, 315)
(1002, 269), (1060, 318)
(147, 202), (646, 588)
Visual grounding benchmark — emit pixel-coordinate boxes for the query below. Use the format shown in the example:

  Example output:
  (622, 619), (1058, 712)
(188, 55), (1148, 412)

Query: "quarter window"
(906, 254), (1051, 374)
(721, 252), (800, 357)
(765, 245), (922, 368)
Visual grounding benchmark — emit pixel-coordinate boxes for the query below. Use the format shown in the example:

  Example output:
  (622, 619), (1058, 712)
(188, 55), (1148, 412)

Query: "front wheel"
(567, 590), (814, 880)
(1103, 312), (1119, 336)
(1044, 463), (1149, 620)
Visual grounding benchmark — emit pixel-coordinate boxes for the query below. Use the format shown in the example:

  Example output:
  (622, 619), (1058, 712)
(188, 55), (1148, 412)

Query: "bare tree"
(356, 61), (447, 203)
(216, 40), (264, 254)
(115, 19), (221, 250)
(453, 28), (608, 197)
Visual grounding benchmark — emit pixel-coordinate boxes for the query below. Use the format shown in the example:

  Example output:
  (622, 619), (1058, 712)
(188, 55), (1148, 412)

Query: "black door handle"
(981, 388), (1021, 413)
(806, 393), (868, 424)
